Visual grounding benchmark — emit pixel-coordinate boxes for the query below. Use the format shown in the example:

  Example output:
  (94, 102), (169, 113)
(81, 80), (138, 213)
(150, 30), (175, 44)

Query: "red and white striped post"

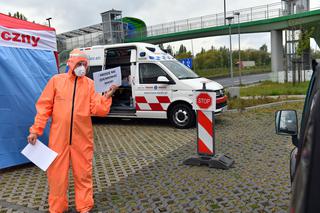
(184, 82), (234, 169)
(197, 110), (215, 156)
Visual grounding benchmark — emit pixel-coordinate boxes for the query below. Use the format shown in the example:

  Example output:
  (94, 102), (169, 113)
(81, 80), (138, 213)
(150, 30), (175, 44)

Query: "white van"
(79, 42), (227, 128)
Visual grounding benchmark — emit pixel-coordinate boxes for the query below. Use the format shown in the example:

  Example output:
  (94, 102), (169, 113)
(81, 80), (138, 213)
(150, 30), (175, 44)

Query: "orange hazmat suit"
(29, 49), (112, 213)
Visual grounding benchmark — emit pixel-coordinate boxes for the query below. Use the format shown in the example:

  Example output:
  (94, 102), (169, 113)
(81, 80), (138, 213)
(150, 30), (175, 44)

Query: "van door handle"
(172, 89), (178, 92)
(131, 76), (135, 85)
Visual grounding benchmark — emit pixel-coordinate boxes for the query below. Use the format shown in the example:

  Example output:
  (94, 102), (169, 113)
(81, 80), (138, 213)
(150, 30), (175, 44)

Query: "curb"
(226, 99), (305, 113)
(241, 95), (306, 99)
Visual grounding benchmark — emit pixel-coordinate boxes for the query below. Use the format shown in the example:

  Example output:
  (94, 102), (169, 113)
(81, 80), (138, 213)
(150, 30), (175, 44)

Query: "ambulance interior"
(104, 47), (135, 114)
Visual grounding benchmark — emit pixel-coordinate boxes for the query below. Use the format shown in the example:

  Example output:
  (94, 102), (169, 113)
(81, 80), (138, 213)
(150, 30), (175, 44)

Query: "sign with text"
(93, 67), (122, 93)
(0, 25), (57, 51)
(193, 91), (216, 111)
(178, 58), (193, 69)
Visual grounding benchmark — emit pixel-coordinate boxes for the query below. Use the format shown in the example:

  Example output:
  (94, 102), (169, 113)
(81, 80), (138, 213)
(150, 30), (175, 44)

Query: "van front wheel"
(169, 103), (195, 129)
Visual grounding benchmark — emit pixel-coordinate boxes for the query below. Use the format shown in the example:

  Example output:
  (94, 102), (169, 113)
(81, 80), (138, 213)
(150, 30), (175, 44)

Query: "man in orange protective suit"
(27, 49), (117, 213)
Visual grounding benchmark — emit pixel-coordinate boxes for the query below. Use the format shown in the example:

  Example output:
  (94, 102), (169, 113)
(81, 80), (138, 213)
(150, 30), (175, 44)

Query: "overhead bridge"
(125, 2), (320, 82)
(125, 3), (320, 45)
(126, 10), (320, 45)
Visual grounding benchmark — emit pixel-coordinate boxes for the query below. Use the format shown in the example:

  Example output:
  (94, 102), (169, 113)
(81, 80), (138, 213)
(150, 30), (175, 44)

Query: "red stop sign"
(196, 93), (212, 109)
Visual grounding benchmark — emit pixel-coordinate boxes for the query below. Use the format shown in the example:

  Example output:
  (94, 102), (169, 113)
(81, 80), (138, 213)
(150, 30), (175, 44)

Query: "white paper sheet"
(21, 139), (58, 171)
(93, 67), (122, 93)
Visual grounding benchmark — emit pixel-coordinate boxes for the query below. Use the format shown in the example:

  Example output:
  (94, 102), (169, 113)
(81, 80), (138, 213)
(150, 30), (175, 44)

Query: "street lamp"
(234, 11), (242, 85)
(46, 17), (52, 27)
(226, 16), (234, 86)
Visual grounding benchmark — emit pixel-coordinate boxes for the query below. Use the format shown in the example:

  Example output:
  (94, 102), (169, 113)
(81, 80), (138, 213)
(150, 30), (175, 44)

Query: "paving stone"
(0, 102), (304, 212)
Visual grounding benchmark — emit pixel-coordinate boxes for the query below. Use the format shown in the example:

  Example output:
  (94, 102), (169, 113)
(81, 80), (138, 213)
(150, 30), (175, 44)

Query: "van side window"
(139, 63), (171, 84)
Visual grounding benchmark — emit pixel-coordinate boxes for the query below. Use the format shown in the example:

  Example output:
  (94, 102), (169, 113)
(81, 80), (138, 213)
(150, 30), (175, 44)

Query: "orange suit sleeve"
(90, 82), (112, 116)
(29, 77), (55, 136)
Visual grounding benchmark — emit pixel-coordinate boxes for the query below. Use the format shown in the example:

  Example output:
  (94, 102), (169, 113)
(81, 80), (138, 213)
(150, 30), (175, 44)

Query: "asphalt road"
(211, 72), (271, 87)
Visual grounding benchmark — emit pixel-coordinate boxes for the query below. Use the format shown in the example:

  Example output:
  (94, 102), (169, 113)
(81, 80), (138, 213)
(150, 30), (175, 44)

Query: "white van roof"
(79, 42), (158, 51)
(80, 42), (175, 63)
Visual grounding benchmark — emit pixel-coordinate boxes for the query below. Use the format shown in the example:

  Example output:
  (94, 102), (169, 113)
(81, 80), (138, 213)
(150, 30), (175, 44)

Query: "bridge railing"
(126, 2), (311, 40)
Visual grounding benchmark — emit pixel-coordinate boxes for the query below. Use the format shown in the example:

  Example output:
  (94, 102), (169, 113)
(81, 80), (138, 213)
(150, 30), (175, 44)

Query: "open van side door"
(104, 47), (136, 114)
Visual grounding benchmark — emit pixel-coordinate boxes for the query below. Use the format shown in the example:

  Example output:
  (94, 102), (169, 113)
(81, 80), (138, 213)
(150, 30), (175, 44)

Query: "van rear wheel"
(169, 103), (195, 129)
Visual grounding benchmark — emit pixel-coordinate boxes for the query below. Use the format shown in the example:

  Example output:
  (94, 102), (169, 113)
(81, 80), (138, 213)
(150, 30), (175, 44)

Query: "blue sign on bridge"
(179, 58), (193, 69)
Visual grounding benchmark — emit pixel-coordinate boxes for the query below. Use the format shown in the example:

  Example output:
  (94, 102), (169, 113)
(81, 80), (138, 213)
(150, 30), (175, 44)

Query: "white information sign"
(21, 139), (58, 171)
(93, 67), (122, 93)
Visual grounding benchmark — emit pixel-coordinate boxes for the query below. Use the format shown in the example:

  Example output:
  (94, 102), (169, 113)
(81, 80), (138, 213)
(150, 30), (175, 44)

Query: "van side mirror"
(275, 110), (298, 136)
(130, 49), (137, 63)
(157, 76), (170, 84)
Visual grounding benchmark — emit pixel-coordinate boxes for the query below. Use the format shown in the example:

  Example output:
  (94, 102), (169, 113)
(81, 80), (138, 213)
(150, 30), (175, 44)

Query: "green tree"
(175, 44), (191, 59)
(297, 27), (314, 57)
(166, 45), (173, 55)
(259, 44), (268, 52)
(9, 11), (28, 20)
(311, 49), (320, 59)
(178, 44), (187, 54)
(175, 51), (192, 60)
(158, 43), (164, 50)
(193, 46), (270, 70)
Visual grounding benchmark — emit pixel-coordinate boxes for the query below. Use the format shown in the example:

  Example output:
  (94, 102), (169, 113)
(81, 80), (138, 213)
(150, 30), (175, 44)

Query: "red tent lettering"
(1, 31), (40, 47)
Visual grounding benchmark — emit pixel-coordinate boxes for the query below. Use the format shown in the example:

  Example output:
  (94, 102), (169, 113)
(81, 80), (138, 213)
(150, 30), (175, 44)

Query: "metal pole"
(46, 17), (52, 27)
(285, 30), (288, 83)
(228, 20), (234, 86)
(191, 39), (195, 57)
(191, 39), (196, 71)
(224, 0), (227, 25)
(216, 14), (218, 26)
(237, 14), (242, 85)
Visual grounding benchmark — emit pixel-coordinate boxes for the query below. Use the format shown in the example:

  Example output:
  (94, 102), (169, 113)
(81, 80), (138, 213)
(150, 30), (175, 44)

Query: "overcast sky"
(1, 0), (320, 53)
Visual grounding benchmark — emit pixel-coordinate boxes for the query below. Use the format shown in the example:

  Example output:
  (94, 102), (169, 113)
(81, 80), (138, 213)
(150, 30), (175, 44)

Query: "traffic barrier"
(183, 82), (234, 169)
(197, 110), (215, 156)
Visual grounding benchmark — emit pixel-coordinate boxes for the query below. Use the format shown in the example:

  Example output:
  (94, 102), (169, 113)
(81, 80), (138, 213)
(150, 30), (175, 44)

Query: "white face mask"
(74, 65), (86, 77)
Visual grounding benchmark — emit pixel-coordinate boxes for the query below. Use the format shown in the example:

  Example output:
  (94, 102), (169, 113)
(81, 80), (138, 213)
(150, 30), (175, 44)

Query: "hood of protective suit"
(67, 49), (88, 76)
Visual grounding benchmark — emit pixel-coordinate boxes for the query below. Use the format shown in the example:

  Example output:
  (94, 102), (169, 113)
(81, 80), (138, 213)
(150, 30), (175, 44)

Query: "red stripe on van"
(135, 96), (148, 103)
(156, 96), (171, 103)
(217, 96), (227, 104)
(149, 103), (164, 111)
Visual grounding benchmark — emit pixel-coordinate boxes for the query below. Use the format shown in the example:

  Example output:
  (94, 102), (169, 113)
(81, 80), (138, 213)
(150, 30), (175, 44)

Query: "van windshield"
(161, 61), (199, 80)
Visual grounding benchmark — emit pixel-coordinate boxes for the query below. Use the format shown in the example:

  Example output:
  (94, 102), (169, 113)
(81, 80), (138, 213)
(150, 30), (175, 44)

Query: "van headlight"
(215, 89), (225, 97)
(220, 89), (225, 96)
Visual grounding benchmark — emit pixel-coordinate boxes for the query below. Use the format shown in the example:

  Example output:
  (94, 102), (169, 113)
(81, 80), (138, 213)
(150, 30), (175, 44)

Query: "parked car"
(275, 60), (320, 212)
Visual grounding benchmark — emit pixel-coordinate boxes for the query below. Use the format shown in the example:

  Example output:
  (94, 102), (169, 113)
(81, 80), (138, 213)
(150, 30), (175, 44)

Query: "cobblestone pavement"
(0, 102), (303, 213)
